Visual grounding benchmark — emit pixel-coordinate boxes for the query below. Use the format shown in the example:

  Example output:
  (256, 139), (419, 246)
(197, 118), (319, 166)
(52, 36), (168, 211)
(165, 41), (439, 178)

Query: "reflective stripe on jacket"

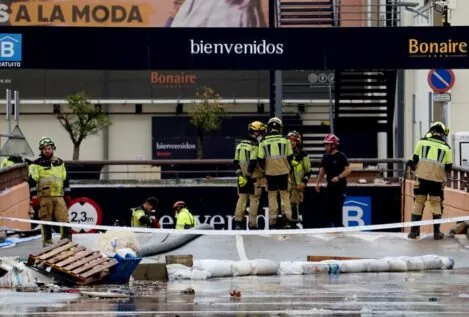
(412, 137), (452, 183)
(29, 156), (70, 197)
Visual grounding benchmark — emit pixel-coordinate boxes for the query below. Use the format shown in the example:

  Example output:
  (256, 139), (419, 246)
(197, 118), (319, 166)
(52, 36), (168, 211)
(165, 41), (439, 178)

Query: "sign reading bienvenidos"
(0, 0), (156, 27)
(408, 38), (468, 58)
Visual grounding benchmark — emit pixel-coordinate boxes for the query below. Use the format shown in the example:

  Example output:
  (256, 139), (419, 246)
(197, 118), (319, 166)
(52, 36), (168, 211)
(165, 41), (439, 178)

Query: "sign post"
(427, 69), (455, 128)
(427, 69), (455, 95)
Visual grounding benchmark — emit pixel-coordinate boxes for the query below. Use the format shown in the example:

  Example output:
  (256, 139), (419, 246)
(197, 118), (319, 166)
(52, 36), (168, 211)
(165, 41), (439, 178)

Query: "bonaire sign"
(0, 0), (159, 27)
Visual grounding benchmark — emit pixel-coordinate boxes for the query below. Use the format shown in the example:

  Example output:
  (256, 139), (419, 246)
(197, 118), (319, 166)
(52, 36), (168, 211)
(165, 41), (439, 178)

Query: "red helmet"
(324, 134), (340, 145)
(172, 201), (186, 210)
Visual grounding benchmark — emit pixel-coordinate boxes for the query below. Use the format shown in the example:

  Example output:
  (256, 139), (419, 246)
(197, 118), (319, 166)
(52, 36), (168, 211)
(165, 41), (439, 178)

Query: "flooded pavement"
(1, 271), (469, 316)
(1, 232), (469, 316)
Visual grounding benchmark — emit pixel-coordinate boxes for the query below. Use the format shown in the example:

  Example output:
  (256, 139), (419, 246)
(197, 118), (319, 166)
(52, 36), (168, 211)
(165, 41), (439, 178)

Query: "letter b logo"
(1, 41), (14, 57)
(0, 34), (22, 63)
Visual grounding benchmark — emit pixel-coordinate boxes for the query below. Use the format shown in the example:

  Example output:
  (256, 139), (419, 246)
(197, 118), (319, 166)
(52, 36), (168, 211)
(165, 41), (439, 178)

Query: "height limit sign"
(428, 69), (455, 93)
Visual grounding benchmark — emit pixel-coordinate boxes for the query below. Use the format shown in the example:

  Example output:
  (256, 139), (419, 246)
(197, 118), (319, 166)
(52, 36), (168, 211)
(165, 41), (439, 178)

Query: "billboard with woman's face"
(0, 0), (269, 27)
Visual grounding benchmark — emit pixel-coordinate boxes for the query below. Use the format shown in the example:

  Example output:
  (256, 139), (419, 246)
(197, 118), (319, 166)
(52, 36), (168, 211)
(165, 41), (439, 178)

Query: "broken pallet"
(26, 239), (118, 285)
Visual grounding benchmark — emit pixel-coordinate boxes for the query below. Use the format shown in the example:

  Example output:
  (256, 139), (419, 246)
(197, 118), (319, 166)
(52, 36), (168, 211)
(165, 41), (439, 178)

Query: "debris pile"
(1, 237), (142, 293)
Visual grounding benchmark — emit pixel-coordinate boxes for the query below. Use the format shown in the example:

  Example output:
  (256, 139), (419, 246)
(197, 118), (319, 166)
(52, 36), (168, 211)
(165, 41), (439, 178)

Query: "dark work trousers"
(325, 186), (346, 227)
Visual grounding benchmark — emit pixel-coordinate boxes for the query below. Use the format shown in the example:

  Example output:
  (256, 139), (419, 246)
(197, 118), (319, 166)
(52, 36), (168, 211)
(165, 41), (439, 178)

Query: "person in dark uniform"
(315, 134), (352, 227)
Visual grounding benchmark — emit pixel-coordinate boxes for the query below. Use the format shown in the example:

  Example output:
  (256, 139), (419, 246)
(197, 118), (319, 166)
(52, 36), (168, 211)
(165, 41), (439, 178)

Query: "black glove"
(406, 160), (416, 170)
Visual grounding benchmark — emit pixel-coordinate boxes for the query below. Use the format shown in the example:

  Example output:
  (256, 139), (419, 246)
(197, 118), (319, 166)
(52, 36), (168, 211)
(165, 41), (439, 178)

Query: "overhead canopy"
(4, 26), (469, 70)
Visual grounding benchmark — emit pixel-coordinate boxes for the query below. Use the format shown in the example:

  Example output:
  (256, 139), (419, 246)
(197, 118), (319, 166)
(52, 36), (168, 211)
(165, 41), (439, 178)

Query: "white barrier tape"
(1, 215), (469, 236)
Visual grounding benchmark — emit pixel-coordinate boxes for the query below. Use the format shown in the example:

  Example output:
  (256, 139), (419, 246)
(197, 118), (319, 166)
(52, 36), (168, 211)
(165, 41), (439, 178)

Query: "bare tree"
(57, 92), (112, 160)
(188, 87), (225, 159)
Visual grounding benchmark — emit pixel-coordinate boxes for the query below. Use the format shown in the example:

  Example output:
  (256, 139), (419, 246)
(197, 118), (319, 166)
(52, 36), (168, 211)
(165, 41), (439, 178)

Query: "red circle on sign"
(69, 197), (103, 234)
(427, 69), (455, 93)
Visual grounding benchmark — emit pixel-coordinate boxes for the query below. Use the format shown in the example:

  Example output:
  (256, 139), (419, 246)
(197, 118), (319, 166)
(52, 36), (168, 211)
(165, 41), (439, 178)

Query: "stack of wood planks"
(26, 239), (118, 285)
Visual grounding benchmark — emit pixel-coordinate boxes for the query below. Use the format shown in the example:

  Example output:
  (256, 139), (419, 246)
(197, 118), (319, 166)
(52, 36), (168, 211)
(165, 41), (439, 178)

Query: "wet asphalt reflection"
(1, 271), (469, 316)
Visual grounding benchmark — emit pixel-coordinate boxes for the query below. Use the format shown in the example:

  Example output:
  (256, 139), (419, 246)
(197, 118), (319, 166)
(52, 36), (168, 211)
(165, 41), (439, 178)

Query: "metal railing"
(404, 164), (469, 193)
(63, 158), (404, 184)
(1, 159), (468, 192)
(63, 159), (469, 192)
(333, 0), (403, 27)
(277, 0), (403, 28)
(447, 166), (468, 192)
(0, 163), (29, 191)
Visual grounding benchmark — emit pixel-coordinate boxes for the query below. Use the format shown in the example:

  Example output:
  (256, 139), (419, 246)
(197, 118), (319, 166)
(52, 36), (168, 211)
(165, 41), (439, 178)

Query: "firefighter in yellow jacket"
(130, 197), (159, 228)
(252, 117), (294, 229)
(407, 122), (452, 240)
(287, 131), (312, 226)
(233, 121), (266, 230)
(173, 201), (195, 230)
(29, 137), (72, 246)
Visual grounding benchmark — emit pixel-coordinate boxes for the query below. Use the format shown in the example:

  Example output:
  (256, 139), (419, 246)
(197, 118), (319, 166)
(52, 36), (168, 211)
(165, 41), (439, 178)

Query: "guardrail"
(1, 159), (468, 191)
(0, 163), (29, 191)
(404, 163), (469, 193)
(448, 166), (469, 192)
(63, 158), (405, 183)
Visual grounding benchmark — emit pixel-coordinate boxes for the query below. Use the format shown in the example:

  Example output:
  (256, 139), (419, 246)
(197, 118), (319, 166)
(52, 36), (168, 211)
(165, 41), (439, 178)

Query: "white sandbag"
(97, 231), (140, 255)
(440, 256), (455, 269)
(249, 259), (280, 275)
(368, 259), (390, 272)
(320, 260), (341, 264)
(420, 255), (443, 270)
(384, 257), (408, 272)
(167, 264), (191, 271)
(167, 268), (192, 280)
(115, 248), (137, 258)
(404, 257), (425, 271)
(0, 269), (31, 288)
(302, 263), (330, 275)
(231, 261), (253, 277)
(278, 262), (305, 275)
(191, 270), (211, 280)
(320, 260), (341, 274)
(339, 260), (371, 273)
(193, 260), (234, 278)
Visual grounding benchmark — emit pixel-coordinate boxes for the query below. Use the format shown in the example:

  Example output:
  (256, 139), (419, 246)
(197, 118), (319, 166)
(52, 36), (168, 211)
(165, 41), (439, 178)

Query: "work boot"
(248, 226), (258, 230)
(408, 214), (422, 239)
(291, 204), (299, 222)
(235, 221), (243, 230)
(433, 215), (444, 240)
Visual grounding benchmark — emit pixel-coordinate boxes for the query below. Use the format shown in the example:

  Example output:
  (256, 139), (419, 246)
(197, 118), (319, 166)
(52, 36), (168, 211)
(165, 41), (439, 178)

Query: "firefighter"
(315, 134), (351, 227)
(252, 117), (294, 229)
(29, 137), (72, 247)
(407, 122), (453, 240)
(173, 201), (195, 230)
(424, 123), (450, 214)
(130, 197), (159, 228)
(287, 131), (312, 226)
(233, 121), (266, 230)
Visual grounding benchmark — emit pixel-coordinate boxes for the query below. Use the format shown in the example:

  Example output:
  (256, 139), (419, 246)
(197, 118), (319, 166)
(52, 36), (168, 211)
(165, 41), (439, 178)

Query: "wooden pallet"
(26, 239), (118, 285)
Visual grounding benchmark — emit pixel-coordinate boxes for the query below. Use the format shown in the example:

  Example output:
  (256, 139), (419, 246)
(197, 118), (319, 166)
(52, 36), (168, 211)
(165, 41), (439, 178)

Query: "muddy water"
(1, 271), (469, 316)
